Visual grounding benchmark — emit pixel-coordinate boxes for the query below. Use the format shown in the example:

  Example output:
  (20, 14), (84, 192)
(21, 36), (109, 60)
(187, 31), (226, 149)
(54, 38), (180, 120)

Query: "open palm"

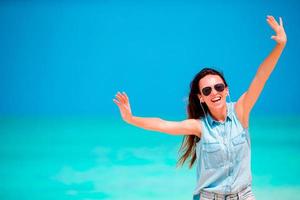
(267, 15), (287, 45)
(113, 92), (132, 123)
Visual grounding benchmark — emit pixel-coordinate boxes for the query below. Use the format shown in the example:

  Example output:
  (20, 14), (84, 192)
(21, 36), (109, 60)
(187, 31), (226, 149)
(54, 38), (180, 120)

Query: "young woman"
(113, 15), (286, 200)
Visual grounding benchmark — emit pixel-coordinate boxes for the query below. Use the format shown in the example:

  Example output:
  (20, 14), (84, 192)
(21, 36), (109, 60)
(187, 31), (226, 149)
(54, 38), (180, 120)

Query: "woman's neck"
(209, 104), (227, 122)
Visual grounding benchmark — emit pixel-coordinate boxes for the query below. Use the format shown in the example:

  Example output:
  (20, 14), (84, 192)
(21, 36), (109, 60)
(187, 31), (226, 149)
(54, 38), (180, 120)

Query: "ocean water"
(0, 116), (299, 200)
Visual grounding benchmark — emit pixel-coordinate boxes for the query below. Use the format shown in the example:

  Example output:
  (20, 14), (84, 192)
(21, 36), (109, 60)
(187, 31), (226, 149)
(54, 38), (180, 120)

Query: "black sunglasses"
(201, 83), (225, 96)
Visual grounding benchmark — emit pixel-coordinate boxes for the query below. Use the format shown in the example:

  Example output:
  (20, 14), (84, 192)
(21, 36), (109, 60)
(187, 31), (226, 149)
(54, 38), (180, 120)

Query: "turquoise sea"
(0, 116), (299, 200)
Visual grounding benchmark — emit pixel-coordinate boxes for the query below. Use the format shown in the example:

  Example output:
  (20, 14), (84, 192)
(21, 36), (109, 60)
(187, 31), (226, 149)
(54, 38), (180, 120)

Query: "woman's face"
(198, 74), (228, 110)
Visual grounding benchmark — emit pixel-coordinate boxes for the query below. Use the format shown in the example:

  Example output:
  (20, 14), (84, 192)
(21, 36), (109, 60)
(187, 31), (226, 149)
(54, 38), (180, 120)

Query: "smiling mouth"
(211, 97), (221, 103)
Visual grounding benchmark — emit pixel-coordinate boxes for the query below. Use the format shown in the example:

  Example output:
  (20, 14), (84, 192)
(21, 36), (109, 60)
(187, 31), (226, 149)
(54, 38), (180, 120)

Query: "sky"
(0, 0), (299, 117)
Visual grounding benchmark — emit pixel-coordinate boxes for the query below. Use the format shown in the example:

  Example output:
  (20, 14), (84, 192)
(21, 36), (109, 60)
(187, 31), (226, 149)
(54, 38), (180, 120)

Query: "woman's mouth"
(211, 96), (221, 103)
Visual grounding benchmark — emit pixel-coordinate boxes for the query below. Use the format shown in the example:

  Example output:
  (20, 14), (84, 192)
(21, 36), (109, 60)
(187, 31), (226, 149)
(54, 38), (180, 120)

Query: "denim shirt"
(193, 102), (252, 195)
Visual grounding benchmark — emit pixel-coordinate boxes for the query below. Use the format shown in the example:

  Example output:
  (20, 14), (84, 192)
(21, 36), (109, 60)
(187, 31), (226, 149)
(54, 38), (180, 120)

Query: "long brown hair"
(176, 67), (228, 168)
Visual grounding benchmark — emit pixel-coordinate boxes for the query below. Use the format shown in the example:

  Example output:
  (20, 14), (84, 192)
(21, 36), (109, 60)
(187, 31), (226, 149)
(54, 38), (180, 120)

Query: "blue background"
(0, 1), (300, 200)
(0, 0), (299, 117)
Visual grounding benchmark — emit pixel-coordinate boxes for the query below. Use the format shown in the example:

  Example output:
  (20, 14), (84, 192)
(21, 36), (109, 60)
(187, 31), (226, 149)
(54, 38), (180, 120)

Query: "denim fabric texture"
(193, 102), (252, 196)
(193, 185), (255, 200)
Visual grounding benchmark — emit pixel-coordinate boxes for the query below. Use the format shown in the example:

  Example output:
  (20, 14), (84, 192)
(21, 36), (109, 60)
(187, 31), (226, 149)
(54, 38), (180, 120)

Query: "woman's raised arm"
(236, 15), (287, 127)
(113, 91), (201, 137)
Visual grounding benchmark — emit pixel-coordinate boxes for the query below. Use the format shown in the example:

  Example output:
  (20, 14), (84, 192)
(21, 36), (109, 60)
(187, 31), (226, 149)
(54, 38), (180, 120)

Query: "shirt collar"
(206, 102), (233, 126)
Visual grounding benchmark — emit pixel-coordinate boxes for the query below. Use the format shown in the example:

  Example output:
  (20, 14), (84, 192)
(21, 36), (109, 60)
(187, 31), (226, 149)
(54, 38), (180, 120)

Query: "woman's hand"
(113, 91), (133, 123)
(266, 15), (287, 46)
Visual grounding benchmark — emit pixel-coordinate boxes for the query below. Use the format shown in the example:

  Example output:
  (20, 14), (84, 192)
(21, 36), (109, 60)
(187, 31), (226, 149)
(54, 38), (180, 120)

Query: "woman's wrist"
(277, 42), (286, 49)
(125, 115), (134, 124)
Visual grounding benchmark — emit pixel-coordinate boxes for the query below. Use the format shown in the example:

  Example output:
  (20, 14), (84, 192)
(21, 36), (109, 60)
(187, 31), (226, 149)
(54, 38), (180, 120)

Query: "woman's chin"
(209, 100), (226, 109)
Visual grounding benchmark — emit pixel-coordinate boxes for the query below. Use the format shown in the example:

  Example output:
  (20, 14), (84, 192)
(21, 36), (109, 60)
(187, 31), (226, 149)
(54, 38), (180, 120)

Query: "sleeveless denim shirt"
(193, 102), (252, 195)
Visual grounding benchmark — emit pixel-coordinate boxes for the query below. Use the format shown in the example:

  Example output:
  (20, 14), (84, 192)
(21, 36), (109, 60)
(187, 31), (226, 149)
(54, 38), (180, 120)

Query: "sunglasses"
(201, 83), (225, 96)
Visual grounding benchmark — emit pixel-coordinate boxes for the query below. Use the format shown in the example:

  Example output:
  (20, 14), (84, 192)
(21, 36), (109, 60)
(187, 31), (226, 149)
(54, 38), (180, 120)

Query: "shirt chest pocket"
(231, 131), (247, 162)
(202, 142), (226, 169)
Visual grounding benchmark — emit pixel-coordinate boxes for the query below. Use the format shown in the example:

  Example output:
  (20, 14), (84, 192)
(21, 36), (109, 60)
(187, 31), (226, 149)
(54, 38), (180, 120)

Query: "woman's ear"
(198, 94), (203, 103)
(226, 87), (229, 96)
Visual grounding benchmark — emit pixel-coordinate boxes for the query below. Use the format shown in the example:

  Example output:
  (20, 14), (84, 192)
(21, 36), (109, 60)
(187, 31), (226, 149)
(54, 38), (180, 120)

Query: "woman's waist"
(200, 184), (253, 199)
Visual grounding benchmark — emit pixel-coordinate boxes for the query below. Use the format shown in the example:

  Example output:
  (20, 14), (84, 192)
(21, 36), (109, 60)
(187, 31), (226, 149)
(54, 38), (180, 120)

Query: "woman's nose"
(210, 88), (218, 95)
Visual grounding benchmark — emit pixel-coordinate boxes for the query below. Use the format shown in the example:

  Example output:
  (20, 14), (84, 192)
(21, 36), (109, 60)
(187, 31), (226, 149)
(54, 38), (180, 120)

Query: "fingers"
(113, 98), (122, 107)
(279, 17), (283, 27)
(113, 91), (129, 106)
(266, 15), (278, 30)
(113, 92), (122, 106)
(269, 15), (279, 26)
(113, 91), (131, 119)
(115, 92), (125, 104)
(113, 94), (126, 114)
(123, 92), (129, 102)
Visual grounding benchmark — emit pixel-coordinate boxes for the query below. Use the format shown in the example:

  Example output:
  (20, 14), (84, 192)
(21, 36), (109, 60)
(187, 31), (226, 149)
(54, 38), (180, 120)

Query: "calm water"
(0, 116), (299, 200)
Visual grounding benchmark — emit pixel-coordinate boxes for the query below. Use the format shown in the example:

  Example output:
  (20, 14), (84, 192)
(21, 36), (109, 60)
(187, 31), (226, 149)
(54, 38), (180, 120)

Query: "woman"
(113, 15), (286, 200)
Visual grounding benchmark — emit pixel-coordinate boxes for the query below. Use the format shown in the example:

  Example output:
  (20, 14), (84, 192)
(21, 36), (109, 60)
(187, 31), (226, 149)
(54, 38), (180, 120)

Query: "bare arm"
(128, 116), (201, 136)
(113, 91), (201, 137)
(236, 16), (287, 127)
